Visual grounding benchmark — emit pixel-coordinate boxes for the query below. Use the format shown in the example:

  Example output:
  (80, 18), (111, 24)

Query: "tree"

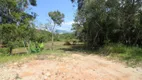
(71, 0), (142, 48)
(0, 0), (37, 54)
(48, 10), (64, 50)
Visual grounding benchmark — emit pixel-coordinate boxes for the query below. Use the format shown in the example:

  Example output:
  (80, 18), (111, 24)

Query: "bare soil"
(0, 53), (142, 80)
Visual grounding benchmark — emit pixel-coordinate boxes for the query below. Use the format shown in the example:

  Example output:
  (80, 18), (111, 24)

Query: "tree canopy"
(48, 10), (65, 26)
(72, 0), (142, 48)
(0, 0), (38, 54)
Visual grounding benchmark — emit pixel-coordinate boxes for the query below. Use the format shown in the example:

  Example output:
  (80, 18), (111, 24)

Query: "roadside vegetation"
(99, 44), (142, 66)
(71, 0), (142, 66)
(0, 42), (71, 64)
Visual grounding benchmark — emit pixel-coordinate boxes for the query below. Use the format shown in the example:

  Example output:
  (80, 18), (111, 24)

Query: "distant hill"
(55, 29), (71, 34)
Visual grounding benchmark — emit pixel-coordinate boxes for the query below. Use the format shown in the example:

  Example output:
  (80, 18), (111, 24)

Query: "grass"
(0, 42), (71, 64)
(0, 41), (141, 67)
(0, 50), (70, 64)
(98, 43), (142, 67)
(0, 54), (34, 64)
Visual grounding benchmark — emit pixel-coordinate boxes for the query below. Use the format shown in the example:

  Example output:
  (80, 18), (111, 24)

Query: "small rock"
(62, 76), (64, 78)
(55, 72), (58, 75)
(44, 76), (47, 80)
(42, 72), (45, 75)
(45, 72), (51, 77)
(14, 62), (18, 66)
(15, 73), (21, 79)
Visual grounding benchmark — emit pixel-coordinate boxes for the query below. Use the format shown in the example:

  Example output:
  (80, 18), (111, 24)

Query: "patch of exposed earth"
(0, 53), (142, 80)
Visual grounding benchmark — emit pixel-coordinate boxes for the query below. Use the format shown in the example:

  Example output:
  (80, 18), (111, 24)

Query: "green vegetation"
(54, 33), (75, 41)
(0, 53), (34, 63)
(0, 42), (71, 64)
(72, 0), (142, 47)
(0, 0), (51, 55)
(0, 0), (38, 54)
(98, 44), (142, 66)
(0, 48), (9, 54)
(33, 29), (52, 42)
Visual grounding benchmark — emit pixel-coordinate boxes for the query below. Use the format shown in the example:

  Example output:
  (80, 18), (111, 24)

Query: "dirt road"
(0, 53), (142, 80)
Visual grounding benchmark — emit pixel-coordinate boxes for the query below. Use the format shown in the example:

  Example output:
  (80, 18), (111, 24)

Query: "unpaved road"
(0, 53), (142, 80)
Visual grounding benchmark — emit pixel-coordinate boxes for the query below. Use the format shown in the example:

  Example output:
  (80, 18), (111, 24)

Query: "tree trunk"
(23, 40), (29, 54)
(51, 23), (55, 50)
(51, 33), (54, 50)
(134, 31), (140, 46)
(9, 46), (13, 55)
(27, 41), (31, 53)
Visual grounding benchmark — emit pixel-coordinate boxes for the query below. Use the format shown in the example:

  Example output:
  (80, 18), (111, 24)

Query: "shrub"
(30, 42), (44, 53)
(64, 41), (71, 45)
(0, 48), (9, 54)
(111, 44), (126, 53)
(39, 43), (44, 50)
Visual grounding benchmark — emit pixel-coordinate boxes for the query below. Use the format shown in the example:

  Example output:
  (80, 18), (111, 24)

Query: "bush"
(64, 41), (71, 45)
(110, 44), (126, 53)
(30, 42), (44, 53)
(39, 43), (44, 51)
(0, 48), (9, 54)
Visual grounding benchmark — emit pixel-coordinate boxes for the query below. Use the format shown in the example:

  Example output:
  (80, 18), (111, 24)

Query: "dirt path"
(0, 53), (142, 80)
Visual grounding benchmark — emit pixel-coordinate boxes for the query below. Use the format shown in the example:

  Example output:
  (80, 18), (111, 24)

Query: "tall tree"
(48, 10), (64, 50)
(72, 0), (142, 48)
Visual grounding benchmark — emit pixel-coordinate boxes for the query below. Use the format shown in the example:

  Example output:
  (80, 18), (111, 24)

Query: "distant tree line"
(55, 33), (75, 41)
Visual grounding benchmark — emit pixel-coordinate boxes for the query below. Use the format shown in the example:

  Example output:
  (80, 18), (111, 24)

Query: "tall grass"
(99, 43), (142, 66)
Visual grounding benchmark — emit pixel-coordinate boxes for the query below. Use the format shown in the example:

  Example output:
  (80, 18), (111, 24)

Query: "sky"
(30, 0), (77, 32)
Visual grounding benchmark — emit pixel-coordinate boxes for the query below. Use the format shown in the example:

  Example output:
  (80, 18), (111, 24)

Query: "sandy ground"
(0, 53), (142, 80)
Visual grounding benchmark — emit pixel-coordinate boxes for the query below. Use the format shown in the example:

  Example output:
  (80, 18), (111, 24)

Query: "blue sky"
(30, 0), (77, 32)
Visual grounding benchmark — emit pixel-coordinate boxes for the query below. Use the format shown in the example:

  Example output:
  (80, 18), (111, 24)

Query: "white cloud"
(55, 21), (74, 32)
(62, 21), (74, 26)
